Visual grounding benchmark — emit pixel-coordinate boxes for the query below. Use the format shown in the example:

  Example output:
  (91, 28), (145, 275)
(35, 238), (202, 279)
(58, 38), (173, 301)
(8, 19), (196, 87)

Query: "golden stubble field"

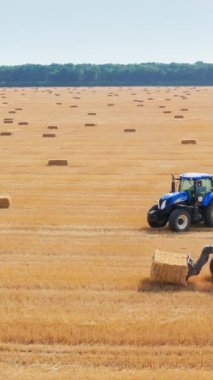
(0, 85), (213, 379)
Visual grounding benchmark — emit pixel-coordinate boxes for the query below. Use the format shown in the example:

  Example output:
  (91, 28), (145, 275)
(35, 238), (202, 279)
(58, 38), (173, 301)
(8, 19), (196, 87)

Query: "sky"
(1, 0), (213, 65)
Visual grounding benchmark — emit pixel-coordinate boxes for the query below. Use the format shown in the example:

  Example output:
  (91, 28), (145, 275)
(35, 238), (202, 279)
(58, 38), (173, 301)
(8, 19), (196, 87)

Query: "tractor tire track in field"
(0, 343), (212, 370)
(0, 224), (213, 238)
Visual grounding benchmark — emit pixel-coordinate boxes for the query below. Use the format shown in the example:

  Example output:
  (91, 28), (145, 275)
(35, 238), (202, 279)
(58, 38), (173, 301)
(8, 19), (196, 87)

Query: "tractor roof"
(180, 172), (213, 180)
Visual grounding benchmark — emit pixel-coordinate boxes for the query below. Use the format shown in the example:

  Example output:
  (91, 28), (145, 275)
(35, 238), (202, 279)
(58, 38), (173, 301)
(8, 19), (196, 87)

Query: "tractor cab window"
(196, 178), (212, 195)
(179, 179), (194, 192)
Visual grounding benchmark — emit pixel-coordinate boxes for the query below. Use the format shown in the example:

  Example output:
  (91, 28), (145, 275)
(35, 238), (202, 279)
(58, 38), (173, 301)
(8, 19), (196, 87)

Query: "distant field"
(0, 86), (213, 379)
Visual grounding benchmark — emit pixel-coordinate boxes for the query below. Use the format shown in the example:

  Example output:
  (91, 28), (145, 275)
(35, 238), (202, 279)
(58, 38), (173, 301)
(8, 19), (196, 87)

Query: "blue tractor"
(147, 173), (213, 232)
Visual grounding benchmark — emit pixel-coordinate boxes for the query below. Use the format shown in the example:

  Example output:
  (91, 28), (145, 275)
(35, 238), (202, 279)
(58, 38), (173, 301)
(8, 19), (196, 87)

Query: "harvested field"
(0, 86), (212, 379)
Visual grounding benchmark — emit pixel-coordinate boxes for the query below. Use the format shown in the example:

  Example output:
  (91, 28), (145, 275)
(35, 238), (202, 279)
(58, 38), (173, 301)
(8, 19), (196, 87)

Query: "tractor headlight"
(160, 200), (167, 210)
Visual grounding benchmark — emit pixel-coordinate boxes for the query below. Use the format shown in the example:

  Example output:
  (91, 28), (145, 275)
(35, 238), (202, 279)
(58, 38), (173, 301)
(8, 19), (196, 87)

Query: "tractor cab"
(178, 173), (213, 204)
(147, 173), (213, 232)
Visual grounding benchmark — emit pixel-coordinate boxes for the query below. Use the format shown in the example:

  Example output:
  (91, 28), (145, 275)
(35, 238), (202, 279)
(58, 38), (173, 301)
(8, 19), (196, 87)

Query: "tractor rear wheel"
(147, 205), (168, 228)
(204, 200), (213, 227)
(169, 209), (191, 232)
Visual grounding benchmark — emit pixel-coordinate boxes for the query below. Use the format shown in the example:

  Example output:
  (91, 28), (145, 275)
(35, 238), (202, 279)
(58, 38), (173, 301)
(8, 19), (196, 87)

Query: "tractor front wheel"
(169, 209), (191, 232)
(147, 205), (168, 228)
(204, 201), (213, 227)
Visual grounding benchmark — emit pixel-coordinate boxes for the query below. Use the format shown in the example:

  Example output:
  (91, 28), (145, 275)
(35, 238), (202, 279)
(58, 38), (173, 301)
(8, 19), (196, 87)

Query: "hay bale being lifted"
(150, 250), (187, 285)
(48, 160), (68, 166)
(0, 197), (10, 208)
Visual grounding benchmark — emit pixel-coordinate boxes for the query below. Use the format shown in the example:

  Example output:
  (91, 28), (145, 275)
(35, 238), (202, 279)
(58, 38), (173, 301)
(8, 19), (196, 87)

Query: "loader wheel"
(204, 200), (213, 227)
(147, 205), (168, 228)
(169, 209), (191, 232)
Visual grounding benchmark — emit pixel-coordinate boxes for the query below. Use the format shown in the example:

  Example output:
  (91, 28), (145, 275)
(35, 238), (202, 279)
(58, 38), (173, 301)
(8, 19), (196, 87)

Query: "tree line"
(0, 62), (213, 86)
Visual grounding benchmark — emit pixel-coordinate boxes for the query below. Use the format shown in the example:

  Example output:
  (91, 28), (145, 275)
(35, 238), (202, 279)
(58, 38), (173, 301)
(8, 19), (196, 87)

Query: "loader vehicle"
(187, 245), (213, 281)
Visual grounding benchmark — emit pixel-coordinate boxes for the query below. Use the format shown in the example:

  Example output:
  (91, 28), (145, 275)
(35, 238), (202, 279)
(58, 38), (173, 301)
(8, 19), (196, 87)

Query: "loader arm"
(186, 245), (213, 280)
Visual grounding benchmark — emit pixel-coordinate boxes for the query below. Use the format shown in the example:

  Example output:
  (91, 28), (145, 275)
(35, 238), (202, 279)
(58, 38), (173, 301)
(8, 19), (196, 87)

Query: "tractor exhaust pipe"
(171, 174), (175, 193)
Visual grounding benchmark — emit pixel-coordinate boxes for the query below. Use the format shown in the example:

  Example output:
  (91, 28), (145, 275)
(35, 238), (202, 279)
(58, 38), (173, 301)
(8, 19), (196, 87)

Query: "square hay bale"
(42, 134), (56, 138)
(0, 132), (12, 136)
(70, 105), (78, 108)
(181, 108), (189, 111)
(107, 103), (114, 106)
(88, 112), (96, 115)
(0, 197), (10, 208)
(181, 139), (197, 145)
(4, 120), (13, 124)
(48, 125), (58, 129)
(48, 160), (68, 166)
(124, 129), (136, 132)
(18, 122), (28, 125)
(174, 115), (184, 119)
(159, 106), (165, 108)
(151, 250), (187, 285)
(85, 123), (97, 127)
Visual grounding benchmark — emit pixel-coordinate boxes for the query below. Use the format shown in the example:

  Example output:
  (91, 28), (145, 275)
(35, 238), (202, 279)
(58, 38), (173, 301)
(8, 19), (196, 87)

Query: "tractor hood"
(159, 192), (188, 209)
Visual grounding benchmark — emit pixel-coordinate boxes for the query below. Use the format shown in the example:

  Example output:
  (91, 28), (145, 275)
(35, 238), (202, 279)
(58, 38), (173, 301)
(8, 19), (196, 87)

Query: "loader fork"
(187, 245), (213, 280)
